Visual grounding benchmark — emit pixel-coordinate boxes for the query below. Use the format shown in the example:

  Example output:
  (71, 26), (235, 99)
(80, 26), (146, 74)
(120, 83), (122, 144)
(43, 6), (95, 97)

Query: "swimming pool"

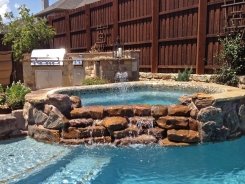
(2, 137), (245, 184)
(61, 85), (197, 106)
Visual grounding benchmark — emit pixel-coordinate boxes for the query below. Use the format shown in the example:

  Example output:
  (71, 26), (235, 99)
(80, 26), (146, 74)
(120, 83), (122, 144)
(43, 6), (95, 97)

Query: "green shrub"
(0, 84), (4, 93)
(5, 81), (31, 110)
(215, 34), (245, 86)
(176, 68), (192, 81)
(215, 67), (239, 87)
(0, 84), (5, 105)
(81, 77), (109, 85)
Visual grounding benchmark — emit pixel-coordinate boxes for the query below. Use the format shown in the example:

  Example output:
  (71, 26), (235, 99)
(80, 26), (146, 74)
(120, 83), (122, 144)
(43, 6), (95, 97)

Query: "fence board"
(47, 0), (235, 74)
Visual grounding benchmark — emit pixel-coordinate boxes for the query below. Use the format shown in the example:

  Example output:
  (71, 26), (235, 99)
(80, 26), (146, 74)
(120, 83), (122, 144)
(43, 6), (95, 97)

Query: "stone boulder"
(179, 95), (193, 105)
(159, 138), (190, 147)
(12, 109), (26, 130)
(23, 102), (35, 125)
(114, 135), (157, 146)
(79, 126), (109, 138)
(69, 118), (93, 128)
(129, 116), (155, 129)
(43, 106), (68, 129)
(70, 96), (82, 109)
(197, 106), (223, 126)
(201, 121), (229, 142)
(168, 105), (190, 116)
(104, 105), (134, 117)
(62, 127), (80, 139)
(60, 136), (112, 145)
(102, 117), (128, 132)
(239, 105), (245, 132)
(189, 118), (199, 131)
(0, 114), (17, 138)
(192, 93), (214, 109)
(151, 105), (168, 118)
(133, 105), (151, 116)
(28, 125), (60, 143)
(33, 108), (49, 125)
(145, 127), (167, 139)
(157, 116), (189, 130)
(167, 129), (200, 143)
(47, 94), (72, 117)
(70, 106), (104, 119)
(112, 126), (140, 139)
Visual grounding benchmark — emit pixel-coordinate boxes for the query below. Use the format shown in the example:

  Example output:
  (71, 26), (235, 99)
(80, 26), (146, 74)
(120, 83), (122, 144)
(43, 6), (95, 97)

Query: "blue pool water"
(1, 137), (245, 183)
(73, 86), (195, 106)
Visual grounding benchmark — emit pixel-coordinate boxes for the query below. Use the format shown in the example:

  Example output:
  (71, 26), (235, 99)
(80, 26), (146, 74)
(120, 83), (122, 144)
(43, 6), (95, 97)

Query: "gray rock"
(201, 121), (229, 142)
(197, 106), (223, 126)
(70, 96), (82, 109)
(0, 114), (17, 137)
(33, 109), (48, 125)
(12, 109), (26, 130)
(23, 102), (35, 125)
(43, 106), (68, 129)
(239, 105), (245, 132)
(47, 94), (72, 117)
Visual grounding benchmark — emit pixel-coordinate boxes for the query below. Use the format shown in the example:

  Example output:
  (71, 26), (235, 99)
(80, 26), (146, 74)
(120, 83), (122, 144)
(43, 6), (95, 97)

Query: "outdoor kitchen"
(22, 49), (140, 90)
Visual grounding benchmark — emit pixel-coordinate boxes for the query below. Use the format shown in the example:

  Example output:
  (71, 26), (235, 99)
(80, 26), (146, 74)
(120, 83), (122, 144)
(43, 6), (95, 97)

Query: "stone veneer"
(24, 81), (245, 146)
(140, 72), (245, 89)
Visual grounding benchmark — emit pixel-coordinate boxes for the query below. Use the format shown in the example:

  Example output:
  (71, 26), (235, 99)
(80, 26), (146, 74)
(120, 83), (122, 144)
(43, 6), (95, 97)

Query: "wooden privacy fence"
(47, 0), (240, 74)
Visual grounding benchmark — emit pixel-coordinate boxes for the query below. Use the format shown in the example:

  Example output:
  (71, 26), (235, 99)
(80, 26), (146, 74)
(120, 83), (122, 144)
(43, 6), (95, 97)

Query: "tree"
(0, 6), (55, 61)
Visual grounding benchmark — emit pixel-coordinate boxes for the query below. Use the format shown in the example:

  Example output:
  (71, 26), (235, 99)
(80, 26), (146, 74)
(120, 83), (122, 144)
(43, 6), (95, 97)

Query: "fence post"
(47, 17), (54, 49)
(113, 0), (119, 42)
(65, 14), (71, 52)
(196, 0), (208, 74)
(151, 0), (160, 73)
(85, 4), (92, 51)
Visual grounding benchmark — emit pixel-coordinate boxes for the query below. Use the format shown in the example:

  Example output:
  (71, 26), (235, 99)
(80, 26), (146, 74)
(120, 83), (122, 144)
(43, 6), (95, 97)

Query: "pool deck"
(25, 81), (245, 104)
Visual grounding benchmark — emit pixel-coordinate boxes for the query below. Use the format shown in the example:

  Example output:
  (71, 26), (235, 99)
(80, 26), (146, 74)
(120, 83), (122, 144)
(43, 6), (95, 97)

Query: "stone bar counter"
(22, 50), (140, 90)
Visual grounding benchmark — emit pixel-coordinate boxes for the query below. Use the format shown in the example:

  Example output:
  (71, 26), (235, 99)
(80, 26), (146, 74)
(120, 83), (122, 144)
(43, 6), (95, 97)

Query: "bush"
(215, 67), (239, 87)
(81, 77), (109, 85)
(0, 84), (5, 105)
(5, 81), (31, 110)
(215, 34), (245, 86)
(176, 68), (192, 81)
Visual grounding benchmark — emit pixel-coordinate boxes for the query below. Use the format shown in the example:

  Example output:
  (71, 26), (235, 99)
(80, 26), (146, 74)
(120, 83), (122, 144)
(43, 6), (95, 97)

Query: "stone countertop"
(25, 81), (245, 104)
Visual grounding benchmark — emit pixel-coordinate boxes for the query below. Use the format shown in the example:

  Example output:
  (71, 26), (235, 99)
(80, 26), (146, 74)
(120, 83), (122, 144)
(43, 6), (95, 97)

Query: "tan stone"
(79, 126), (109, 138)
(167, 129), (200, 143)
(102, 117), (128, 132)
(112, 126), (140, 139)
(69, 118), (93, 128)
(192, 93), (214, 109)
(28, 125), (60, 143)
(70, 106), (104, 119)
(145, 127), (167, 139)
(70, 96), (82, 109)
(114, 135), (157, 146)
(129, 116), (155, 129)
(157, 116), (189, 130)
(133, 105), (151, 116)
(159, 138), (190, 147)
(179, 95), (193, 105)
(62, 127), (80, 139)
(189, 118), (199, 131)
(151, 105), (168, 117)
(60, 136), (112, 145)
(104, 105), (134, 117)
(168, 105), (190, 116)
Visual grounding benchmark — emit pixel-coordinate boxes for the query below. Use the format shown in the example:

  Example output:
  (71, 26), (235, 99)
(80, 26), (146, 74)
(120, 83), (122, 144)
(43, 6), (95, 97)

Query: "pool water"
(1, 137), (245, 184)
(77, 86), (194, 106)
